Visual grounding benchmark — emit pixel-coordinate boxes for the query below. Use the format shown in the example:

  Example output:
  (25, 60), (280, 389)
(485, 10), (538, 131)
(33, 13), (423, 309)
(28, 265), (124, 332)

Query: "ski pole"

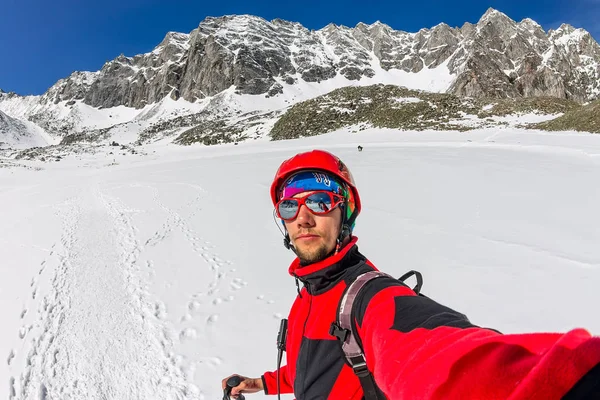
(276, 318), (288, 400)
(223, 376), (245, 400)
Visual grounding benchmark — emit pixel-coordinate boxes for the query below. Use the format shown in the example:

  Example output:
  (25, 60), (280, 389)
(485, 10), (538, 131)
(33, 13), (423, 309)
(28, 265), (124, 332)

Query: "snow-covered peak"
(520, 18), (541, 27)
(551, 23), (576, 36)
(150, 31), (191, 60)
(460, 21), (476, 36)
(321, 22), (340, 35)
(550, 24), (590, 46)
(0, 89), (18, 101)
(353, 20), (394, 34)
(479, 8), (512, 25)
(198, 14), (273, 35)
(271, 18), (304, 30)
(370, 20), (392, 29)
(155, 32), (190, 51)
(354, 21), (370, 30)
(194, 13), (313, 55)
(431, 22), (452, 31)
(161, 31), (190, 44)
(518, 18), (543, 32)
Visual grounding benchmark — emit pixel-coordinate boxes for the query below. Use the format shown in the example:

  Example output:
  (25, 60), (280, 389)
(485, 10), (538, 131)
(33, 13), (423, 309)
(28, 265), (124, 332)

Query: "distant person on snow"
(222, 149), (600, 399)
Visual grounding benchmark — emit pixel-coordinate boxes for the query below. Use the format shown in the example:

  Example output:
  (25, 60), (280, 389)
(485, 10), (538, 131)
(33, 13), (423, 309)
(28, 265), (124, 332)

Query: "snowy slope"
(0, 94), (208, 144)
(1, 128), (599, 399)
(0, 110), (55, 149)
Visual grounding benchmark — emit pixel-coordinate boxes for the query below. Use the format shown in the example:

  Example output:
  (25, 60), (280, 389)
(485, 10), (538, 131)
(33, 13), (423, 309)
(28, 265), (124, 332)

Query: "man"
(223, 149), (600, 399)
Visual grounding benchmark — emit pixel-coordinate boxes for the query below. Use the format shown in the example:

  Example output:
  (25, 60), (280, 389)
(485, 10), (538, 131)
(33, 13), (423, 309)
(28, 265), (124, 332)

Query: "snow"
(151, 32), (191, 56)
(0, 111), (56, 149)
(443, 112), (562, 129)
(393, 97), (421, 104)
(1, 127), (600, 399)
(0, 95), (209, 146)
(135, 95), (208, 124)
(542, 45), (555, 66)
(65, 71), (99, 87)
(67, 102), (142, 130)
(266, 56), (455, 106)
(487, 112), (564, 124)
(519, 18), (542, 31)
(0, 95), (44, 120)
(554, 27), (588, 47)
(366, 58), (456, 92)
(49, 99), (194, 135)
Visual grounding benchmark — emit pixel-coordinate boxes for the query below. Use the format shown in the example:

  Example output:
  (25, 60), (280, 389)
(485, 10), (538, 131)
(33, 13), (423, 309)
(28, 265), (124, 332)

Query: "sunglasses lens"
(277, 192), (341, 220)
(305, 192), (334, 214)
(278, 199), (299, 220)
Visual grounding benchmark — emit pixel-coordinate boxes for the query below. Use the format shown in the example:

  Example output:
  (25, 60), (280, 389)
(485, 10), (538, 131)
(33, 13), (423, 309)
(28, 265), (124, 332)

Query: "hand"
(221, 375), (264, 398)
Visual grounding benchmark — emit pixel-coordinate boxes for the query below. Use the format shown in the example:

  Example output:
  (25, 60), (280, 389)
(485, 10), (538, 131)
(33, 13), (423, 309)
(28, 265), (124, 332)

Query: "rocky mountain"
(1, 8), (599, 149)
(448, 11), (600, 101)
(34, 8), (600, 108)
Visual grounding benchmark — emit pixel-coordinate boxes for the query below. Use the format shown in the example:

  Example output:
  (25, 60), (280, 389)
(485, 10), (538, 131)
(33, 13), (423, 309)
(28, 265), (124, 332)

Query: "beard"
(296, 241), (335, 265)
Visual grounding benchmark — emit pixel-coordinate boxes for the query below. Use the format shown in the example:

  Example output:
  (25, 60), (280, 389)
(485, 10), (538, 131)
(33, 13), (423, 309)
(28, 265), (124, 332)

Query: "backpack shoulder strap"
(329, 271), (391, 400)
(329, 269), (425, 399)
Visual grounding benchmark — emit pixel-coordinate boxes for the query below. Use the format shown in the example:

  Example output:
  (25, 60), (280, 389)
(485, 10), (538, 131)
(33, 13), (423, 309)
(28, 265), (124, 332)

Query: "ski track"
(5, 181), (265, 399)
(7, 186), (197, 400)
(8, 197), (79, 400)
(139, 183), (249, 369)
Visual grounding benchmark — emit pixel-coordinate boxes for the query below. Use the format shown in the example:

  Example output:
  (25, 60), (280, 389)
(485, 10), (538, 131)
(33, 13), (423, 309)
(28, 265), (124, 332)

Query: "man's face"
(284, 191), (342, 265)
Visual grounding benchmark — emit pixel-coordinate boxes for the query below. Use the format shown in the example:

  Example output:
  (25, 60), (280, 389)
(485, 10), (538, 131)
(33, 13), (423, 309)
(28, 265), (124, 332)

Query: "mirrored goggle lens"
(277, 192), (337, 220)
(278, 199), (300, 220)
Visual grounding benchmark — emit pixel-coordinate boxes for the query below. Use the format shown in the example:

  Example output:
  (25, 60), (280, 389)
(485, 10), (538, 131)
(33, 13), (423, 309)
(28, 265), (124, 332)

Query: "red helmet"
(270, 150), (361, 216)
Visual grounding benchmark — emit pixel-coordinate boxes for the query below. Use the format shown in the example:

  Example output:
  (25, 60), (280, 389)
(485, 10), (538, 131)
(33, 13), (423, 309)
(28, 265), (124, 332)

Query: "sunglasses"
(276, 191), (345, 221)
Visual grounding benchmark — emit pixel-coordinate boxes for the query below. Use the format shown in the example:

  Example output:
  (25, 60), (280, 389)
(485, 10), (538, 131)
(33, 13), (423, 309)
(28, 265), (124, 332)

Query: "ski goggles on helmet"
(280, 171), (344, 199)
(276, 191), (345, 221)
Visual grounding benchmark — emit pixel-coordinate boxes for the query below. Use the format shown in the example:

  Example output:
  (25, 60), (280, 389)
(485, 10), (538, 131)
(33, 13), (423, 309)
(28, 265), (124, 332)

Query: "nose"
(295, 204), (315, 226)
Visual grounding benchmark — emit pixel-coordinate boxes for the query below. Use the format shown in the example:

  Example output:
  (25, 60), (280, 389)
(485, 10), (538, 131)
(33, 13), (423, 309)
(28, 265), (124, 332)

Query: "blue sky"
(1, 0), (598, 96)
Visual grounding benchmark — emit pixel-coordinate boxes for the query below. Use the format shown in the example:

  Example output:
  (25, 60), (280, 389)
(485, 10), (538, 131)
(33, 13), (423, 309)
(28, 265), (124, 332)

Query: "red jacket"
(262, 237), (600, 399)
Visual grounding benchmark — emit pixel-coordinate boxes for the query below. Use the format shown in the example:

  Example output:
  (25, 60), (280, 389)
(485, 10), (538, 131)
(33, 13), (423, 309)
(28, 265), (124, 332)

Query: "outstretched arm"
(355, 279), (600, 400)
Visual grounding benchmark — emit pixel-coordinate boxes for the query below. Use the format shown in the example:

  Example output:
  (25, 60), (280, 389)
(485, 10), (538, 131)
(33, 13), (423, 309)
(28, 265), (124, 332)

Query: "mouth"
(295, 234), (320, 241)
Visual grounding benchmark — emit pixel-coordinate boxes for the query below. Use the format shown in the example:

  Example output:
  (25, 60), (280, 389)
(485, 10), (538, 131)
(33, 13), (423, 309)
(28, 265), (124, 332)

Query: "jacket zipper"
(299, 282), (312, 398)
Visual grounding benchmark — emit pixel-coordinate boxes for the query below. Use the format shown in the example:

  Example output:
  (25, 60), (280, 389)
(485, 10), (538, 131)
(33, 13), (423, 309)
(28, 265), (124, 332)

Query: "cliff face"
(33, 10), (600, 109)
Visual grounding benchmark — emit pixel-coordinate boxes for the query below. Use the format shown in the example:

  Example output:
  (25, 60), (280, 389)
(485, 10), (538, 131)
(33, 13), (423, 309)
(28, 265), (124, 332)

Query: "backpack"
(329, 270), (424, 400)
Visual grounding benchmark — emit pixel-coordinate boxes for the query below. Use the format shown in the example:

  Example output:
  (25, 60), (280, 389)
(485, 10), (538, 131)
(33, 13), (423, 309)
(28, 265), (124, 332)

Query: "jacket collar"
(288, 237), (364, 294)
